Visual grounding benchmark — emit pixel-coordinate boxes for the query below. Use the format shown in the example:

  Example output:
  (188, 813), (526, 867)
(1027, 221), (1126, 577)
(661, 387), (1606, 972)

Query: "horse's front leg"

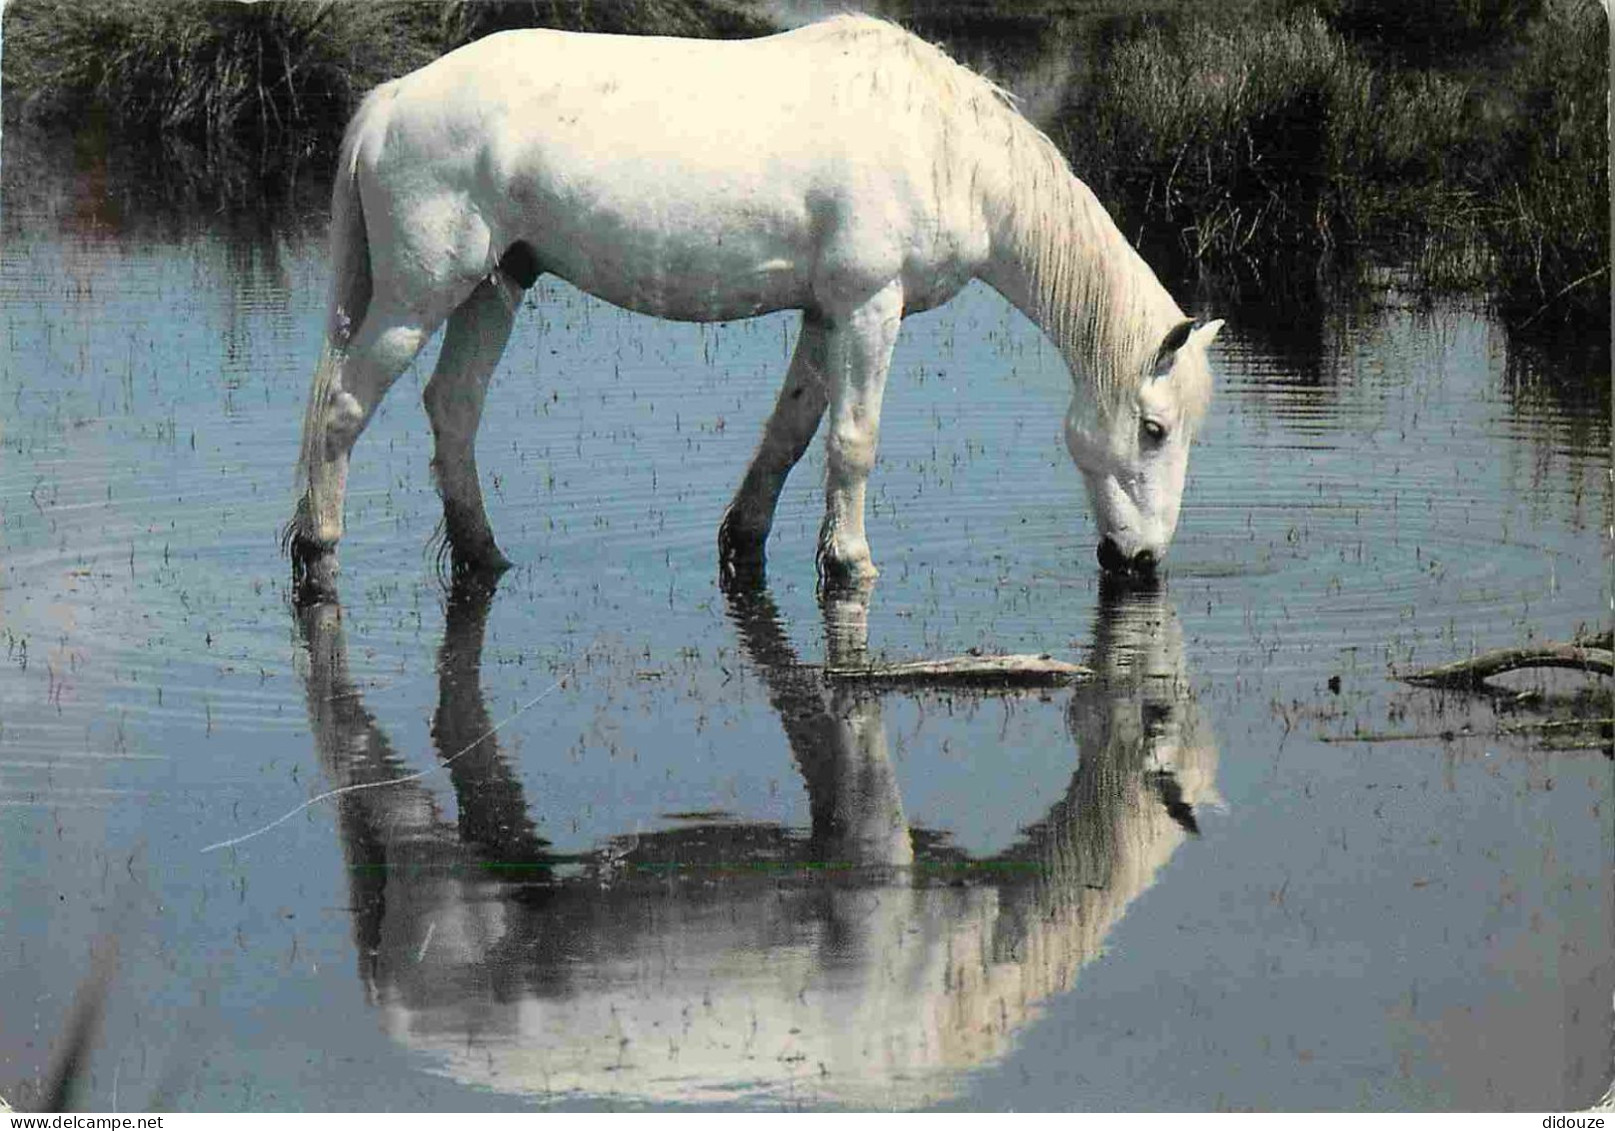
(816, 281), (902, 587)
(719, 315), (829, 586)
(423, 273), (522, 579)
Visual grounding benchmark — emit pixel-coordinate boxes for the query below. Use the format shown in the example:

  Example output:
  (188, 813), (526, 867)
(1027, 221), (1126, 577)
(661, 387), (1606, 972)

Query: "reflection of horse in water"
(297, 578), (1216, 1105)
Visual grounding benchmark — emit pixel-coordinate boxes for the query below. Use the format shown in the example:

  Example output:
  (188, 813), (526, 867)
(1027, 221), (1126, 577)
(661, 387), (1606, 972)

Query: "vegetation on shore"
(1063, 0), (1609, 334)
(1, 0), (1606, 335)
(0, 0), (772, 160)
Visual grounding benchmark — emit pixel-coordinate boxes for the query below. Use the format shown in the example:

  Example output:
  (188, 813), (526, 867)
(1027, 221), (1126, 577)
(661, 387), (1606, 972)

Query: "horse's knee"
(421, 379), (459, 432)
(319, 389), (367, 458)
(825, 423), (878, 478)
(423, 376), (489, 444)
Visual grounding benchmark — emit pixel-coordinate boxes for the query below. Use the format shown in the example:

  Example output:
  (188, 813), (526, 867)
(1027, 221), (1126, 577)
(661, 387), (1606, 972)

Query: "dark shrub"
(1324, 0), (1546, 61)
(1485, 0), (1610, 331)
(437, 0), (772, 45)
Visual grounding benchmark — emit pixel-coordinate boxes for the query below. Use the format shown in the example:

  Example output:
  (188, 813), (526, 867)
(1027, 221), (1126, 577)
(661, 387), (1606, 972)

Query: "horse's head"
(1065, 317), (1222, 577)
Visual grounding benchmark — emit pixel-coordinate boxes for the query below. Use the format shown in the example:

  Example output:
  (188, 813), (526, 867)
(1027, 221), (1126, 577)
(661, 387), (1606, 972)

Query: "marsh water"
(2, 16), (1612, 1110)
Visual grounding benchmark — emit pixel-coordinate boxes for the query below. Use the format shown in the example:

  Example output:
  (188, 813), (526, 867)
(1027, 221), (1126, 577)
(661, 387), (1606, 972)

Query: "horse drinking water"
(285, 15), (1222, 602)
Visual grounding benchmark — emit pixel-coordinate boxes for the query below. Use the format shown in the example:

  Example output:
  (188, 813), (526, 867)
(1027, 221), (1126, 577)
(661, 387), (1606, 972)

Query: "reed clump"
(1069, 0), (1609, 334)
(1072, 11), (1481, 269)
(1, 0), (771, 159)
(1, 1), (427, 157)
(1322, 0), (1544, 62)
(1481, 0), (1609, 329)
(436, 0), (773, 43)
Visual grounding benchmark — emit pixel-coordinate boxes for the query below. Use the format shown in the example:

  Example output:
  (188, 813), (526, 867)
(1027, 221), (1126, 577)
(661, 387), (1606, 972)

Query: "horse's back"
(389, 16), (978, 167)
(354, 17), (1005, 320)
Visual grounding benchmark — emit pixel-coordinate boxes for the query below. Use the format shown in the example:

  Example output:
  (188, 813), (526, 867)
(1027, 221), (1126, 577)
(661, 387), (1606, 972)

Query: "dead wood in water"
(1398, 642), (1614, 688)
(823, 653), (1092, 689)
(1318, 717), (1615, 745)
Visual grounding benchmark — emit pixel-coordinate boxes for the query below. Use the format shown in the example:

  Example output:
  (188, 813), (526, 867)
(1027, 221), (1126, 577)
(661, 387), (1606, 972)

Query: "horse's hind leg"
(718, 316), (829, 586)
(423, 273), (522, 578)
(292, 296), (448, 602)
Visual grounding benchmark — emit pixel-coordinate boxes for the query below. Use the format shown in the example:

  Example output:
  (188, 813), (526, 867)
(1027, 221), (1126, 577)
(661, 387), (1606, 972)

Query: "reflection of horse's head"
(296, 577), (1218, 1106)
(1071, 576), (1220, 834)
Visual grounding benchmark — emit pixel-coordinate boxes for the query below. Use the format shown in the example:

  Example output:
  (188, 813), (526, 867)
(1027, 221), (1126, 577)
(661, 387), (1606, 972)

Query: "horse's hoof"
(815, 553), (878, 593)
(451, 550), (512, 584)
(292, 549), (341, 607)
(444, 562), (507, 607)
(717, 516), (770, 589)
(458, 539), (512, 571)
(433, 516), (512, 583)
(718, 544), (768, 592)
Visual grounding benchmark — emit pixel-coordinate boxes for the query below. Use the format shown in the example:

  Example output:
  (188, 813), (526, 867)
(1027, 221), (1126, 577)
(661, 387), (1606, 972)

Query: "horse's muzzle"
(1097, 537), (1159, 578)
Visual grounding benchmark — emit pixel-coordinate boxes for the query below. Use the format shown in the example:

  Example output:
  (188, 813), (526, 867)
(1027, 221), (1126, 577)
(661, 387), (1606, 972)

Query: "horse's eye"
(1140, 419), (1168, 446)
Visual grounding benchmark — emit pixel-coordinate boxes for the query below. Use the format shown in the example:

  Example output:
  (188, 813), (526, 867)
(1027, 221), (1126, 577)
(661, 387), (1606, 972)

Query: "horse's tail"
(292, 88), (387, 523)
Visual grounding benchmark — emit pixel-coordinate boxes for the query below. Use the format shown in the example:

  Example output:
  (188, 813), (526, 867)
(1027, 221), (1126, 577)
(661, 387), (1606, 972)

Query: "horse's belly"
(506, 148), (958, 322)
(529, 206), (814, 323)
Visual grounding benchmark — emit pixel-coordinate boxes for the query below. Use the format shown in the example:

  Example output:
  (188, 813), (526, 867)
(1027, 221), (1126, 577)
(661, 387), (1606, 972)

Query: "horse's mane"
(807, 15), (1202, 422)
(804, 14), (1023, 114)
(1000, 141), (1191, 416)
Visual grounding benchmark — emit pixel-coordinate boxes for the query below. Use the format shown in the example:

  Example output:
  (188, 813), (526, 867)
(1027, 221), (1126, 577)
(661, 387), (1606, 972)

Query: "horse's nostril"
(1097, 538), (1129, 573)
(1133, 548), (1158, 574)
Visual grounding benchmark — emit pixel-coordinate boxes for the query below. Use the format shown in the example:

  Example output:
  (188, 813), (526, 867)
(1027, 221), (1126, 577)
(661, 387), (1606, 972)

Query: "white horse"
(285, 15), (1223, 600)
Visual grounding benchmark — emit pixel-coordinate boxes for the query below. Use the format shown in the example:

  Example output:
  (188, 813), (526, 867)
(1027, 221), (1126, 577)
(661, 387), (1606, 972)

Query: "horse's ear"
(1192, 318), (1225, 346)
(1152, 319), (1196, 379)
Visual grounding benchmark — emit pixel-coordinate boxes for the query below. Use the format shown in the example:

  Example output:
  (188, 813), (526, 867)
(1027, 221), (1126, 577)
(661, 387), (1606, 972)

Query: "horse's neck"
(977, 152), (1180, 399)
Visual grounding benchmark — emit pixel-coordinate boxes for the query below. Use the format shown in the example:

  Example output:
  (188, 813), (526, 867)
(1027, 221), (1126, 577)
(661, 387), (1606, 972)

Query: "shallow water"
(1, 119), (1610, 1111)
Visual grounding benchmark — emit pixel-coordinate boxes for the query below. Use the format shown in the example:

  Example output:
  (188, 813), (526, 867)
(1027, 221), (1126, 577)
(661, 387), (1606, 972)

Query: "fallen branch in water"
(1398, 643), (1613, 688)
(1319, 717), (1613, 744)
(1497, 716), (1615, 735)
(1318, 726), (1480, 744)
(824, 653), (1092, 688)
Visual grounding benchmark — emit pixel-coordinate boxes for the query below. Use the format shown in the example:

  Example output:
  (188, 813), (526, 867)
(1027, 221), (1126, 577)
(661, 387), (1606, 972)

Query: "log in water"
(824, 653), (1092, 688)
